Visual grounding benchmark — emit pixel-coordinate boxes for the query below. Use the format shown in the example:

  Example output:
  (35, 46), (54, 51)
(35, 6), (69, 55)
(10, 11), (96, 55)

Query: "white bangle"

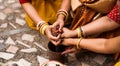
(36, 20), (45, 30)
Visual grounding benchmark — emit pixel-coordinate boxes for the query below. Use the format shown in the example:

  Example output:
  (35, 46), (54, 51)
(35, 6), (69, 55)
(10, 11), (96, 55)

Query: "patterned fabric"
(19, 0), (31, 4)
(107, 4), (120, 24)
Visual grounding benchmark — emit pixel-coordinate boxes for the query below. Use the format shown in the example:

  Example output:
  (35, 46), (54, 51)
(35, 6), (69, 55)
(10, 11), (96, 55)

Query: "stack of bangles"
(36, 21), (49, 35)
(76, 27), (86, 38)
(56, 9), (68, 21)
(76, 27), (86, 49)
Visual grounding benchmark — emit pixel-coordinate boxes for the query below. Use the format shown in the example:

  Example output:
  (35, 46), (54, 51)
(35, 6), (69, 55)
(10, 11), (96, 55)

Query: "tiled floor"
(0, 0), (116, 66)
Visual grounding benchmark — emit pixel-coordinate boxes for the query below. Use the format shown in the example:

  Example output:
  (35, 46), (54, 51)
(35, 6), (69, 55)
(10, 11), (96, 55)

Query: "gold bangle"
(41, 24), (49, 35)
(40, 23), (46, 34)
(40, 23), (49, 35)
(76, 27), (82, 38)
(81, 27), (86, 37)
(40, 23), (48, 34)
(56, 9), (68, 21)
(58, 9), (68, 16)
(56, 12), (67, 19)
(76, 38), (82, 50)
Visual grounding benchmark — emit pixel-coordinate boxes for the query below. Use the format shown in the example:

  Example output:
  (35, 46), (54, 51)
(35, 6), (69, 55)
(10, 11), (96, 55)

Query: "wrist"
(57, 14), (65, 20)
(36, 20), (45, 30)
(44, 26), (49, 35)
(73, 29), (78, 37)
(39, 23), (49, 35)
(56, 9), (68, 21)
(75, 27), (87, 38)
(67, 38), (77, 45)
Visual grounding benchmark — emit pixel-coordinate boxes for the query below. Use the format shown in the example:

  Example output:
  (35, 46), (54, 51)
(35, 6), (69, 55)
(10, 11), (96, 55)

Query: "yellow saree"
(25, 0), (62, 29)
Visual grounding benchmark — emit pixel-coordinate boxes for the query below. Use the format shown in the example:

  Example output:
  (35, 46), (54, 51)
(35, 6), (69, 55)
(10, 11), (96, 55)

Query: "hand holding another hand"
(45, 25), (61, 45)
(61, 28), (77, 38)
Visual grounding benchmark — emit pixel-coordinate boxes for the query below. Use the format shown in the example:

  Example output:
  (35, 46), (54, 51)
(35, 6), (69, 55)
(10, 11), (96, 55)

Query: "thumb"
(61, 48), (76, 55)
(52, 22), (58, 28)
(61, 49), (70, 55)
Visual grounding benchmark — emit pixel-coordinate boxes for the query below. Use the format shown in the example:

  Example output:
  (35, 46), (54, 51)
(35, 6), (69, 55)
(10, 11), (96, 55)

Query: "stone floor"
(0, 0), (116, 66)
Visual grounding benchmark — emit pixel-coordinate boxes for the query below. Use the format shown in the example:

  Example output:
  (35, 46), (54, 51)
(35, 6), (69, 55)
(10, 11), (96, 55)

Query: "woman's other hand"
(61, 38), (79, 54)
(61, 46), (77, 55)
(52, 18), (64, 33)
(45, 25), (61, 45)
(61, 28), (77, 38)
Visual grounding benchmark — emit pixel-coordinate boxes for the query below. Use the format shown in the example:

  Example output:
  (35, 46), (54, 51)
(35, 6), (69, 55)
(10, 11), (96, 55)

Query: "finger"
(55, 39), (61, 45)
(61, 50), (71, 55)
(50, 39), (61, 46)
(60, 28), (67, 38)
(56, 34), (61, 40)
(61, 33), (64, 39)
(52, 22), (58, 28)
(49, 34), (61, 41)
(61, 48), (75, 55)
(59, 23), (64, 32)
(50, 40), (58, 46)
(48, 33), (58, 40)
(47, 28), (59, 40)
(52, 40), (61, 46)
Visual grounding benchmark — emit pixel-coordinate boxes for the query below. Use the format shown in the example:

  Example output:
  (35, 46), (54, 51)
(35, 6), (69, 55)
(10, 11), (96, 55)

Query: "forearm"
(63, 36), (120, 54)
(57, 0), (71, 20)
(63, 38), (107, 53)
(80, 38), (108, 53)
(60, 0), (70, 11)
(79, 36), (120, 54)
(105, 36), (120, 53)
(82, 16), (120, 36)
(69, 38), (115, 54)
(21, 3), (43, 25)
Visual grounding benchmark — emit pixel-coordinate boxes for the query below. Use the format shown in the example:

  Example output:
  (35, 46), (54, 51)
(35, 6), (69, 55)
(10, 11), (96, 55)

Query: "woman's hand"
(61, 46), (78, 55)
(61, 28), (77, 38)
(61, 38), (79, 54)
(45, 25), (61, 45)
(48, 18), (64, 45)
(52, 18), (64, 33)
(61, 38), (78, 46)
